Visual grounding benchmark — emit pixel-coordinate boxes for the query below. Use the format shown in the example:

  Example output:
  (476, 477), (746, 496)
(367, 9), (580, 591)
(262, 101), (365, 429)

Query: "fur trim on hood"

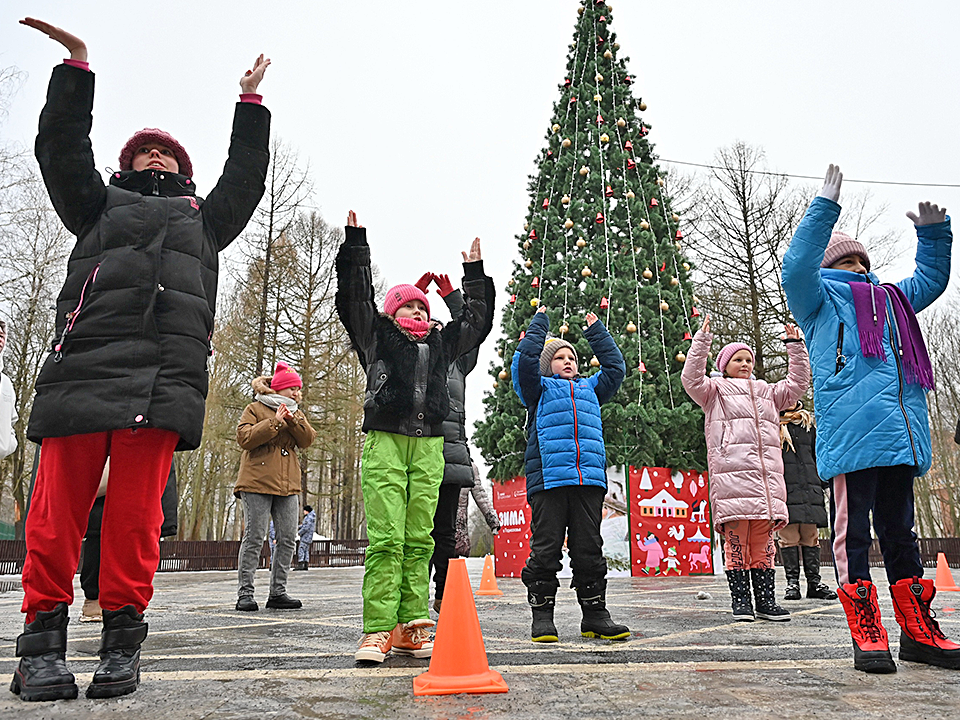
(252, 376), (273, 395)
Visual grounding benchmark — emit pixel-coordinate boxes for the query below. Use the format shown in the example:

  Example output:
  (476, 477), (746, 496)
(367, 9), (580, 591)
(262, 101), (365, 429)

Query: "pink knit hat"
(716, 342), (754, 375)
(384, 284), (431, 318)
(270, 361), (302, 391)
(821, 231), (870, 272)
(118, 128), (193, 177)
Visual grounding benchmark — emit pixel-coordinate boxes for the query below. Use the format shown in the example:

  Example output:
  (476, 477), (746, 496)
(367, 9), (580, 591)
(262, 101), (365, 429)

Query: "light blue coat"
(781, 197), (951, 479)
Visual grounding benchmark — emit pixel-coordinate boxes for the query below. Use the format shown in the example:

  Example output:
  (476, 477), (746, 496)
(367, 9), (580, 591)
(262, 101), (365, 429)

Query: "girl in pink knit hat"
(681, 316), (810, 623)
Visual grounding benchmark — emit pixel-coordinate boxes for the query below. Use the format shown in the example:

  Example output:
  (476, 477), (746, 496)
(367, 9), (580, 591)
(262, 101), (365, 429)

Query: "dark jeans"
(521, 484), (606, 590)
(430, 483), (461, 599)
(830, 464), (923, 585)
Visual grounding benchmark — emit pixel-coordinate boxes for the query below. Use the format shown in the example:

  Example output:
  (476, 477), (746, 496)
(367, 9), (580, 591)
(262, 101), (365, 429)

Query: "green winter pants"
(360, 430), (444, 632)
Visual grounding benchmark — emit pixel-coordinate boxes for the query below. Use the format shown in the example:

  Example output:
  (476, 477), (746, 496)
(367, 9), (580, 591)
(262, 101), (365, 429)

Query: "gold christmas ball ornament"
(530, 298), (539, 307)
(578, 5), (584, 14)
(642, 267), (653, 279)
(657, 178), (665, 187)
(639, 101), (648, 111)
(564, 219), (574, 229)
(675, 242), (682, 250)
(600, 133), (610, 143)
(683, 262), (690, 271)
(626, 190), (635, 199)
(640, 220), (650, 230)
(581, 266), (593, 277)
(508, 279), (515, 286)
(523, 240), (531, 250)
(561, 194), (571, 205)
(576, 238), (586, 248)
(590, 356), (601, 368)
(579, 166), (590, 176)
(672, 213), (680, 222)
(670, 277), (680, 286)
(497, 348), (503, 357)
(616, 117), (626, 128)
(603, 49), (613, 59)
(498, 369), (508, 380)
(660, 301), (670, 311)
(552, 123), (561, 133)
(593, 93), (602, 102)
(676, 352), (687, 363)
(559, 323), (569, 334)
(524, 259), (533, 268)
(595, 73), (604, 83)
(626, 322), (637, 333)
(524, 223), (529, 231)
(562, 138), (572, 148)
(693, 295), (701, 304)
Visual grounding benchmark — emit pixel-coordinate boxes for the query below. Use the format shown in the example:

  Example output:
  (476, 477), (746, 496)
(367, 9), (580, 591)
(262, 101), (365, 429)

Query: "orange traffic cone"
(476, 555), (504, 596)
(413, 558), (508, 696)
(934, 552), (960, 592)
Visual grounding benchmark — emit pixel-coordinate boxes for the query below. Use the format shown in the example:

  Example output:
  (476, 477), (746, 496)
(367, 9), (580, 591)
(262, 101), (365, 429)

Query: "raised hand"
(537, 306), (547, 314)
(585, 312), (598, 326)
(434, 273), (455, 297)
(240, 53), (271, 94)
(414, 272), (433, 293)
(906, 201), (947, 227)
(817, 164), (843, 203)
(346, 210), (363, 228)
(20, 18), (87, 61)
(783, 323), (800, 340)
(462, 237), (482, 263)
(701, 314), (711, 334)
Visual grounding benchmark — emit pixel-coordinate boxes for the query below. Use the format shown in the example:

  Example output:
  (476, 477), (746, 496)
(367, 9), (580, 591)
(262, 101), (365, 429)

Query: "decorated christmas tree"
(474, 0), (707, 481)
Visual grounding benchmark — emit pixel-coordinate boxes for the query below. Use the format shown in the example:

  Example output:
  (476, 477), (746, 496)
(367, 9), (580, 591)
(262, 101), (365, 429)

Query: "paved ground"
(1, 559), (960, 719)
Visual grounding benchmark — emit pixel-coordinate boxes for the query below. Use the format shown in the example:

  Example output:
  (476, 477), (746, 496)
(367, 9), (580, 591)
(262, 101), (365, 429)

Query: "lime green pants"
(360, 431), (444, 632)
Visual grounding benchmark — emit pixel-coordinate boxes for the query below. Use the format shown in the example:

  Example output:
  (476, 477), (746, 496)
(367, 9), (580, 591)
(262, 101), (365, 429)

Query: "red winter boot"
(837, 580), (897, 674)
(890, 577), (960, 670)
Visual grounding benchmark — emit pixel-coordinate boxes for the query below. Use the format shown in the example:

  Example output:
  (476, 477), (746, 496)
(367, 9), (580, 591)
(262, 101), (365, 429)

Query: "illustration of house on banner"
(638, 489), (690, 519)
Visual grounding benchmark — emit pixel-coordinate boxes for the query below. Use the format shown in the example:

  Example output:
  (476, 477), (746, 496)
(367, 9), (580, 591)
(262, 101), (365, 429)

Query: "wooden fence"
(0, 539), (368, 575)
(774, 537), (960, 568)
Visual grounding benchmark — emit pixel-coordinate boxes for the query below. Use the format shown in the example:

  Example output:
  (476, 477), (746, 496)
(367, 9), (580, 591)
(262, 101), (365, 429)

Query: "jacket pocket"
(364, 360), (388, 410)
(54, 263), (101, 362)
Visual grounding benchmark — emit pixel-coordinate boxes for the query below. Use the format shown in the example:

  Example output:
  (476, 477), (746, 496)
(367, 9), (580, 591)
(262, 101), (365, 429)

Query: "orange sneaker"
(355, 631), (393, 663)
(391, 619), (434, 659)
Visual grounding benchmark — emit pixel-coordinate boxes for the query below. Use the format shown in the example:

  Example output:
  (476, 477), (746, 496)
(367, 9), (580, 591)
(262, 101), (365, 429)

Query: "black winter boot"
(751, 568), (791, 621)
(576, 580), (630, 641)
(528, 582), (559, 643)
(86, 605), (147, 699)
(781, 546), (802, 600)
(802, 545), (838, 599)
(9, 603), (78, 701)
(725, 570), (755, 621)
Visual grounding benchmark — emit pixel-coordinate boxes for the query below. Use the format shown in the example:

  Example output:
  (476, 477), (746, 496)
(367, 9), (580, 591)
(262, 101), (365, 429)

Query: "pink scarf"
(396, 317), (430, 339)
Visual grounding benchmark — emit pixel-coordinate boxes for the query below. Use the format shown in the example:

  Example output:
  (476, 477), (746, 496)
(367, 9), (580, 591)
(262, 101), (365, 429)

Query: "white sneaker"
(79, 597), (102, 623)
(391, 619), (434, 659)
(355, 631), (393, 663)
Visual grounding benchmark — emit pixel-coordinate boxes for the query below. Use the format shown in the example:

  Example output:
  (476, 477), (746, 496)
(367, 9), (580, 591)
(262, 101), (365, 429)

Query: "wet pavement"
(1, 558), (959, 719)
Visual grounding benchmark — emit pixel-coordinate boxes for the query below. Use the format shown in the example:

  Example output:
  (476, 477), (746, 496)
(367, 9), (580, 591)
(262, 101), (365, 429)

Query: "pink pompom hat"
(383, 284), (431, 318)
(716, 342), (754, 375)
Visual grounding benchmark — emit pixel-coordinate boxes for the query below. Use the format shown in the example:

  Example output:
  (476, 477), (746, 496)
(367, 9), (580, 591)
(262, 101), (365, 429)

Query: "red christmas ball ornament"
(649, 198), (659, 208)
(596, 114), (604, 126)
(626, 158), (636, 170)
(600, 296), (610, 309)
(639, 361), (647, 373)
(546, 150), (554, 159)
(542, 198), (550, 209)
(683, 331), (692, 340)
(570, 96), (578, 105)
(675, 229), (683, 240)
(639, 125), (649, 137)
(564, 78), (572, 88)
(509, 294), (517, 304)
(531, 276), (540, 288)
(599, 15), (606, 22)
(605, 185), (614, 197)
(595, 212), (605, 224)
(691, 307), (701, 317)
(597, 35), (605, 45)
(624, 140), (633, 151)
(623, 76), (634, 85)
(528, 229), (537, 240)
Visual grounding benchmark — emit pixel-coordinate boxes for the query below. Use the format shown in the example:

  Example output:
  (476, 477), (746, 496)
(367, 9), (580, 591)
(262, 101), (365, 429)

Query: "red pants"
(722, 520), (777, 570)
(21, 429), (178, 622)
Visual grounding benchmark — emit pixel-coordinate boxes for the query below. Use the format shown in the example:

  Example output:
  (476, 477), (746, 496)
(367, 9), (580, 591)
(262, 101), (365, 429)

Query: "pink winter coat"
(681, 330), (810, 531)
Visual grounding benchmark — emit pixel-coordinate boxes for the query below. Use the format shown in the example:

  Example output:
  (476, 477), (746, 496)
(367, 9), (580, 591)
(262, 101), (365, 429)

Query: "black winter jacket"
(440, 287), (494, 486)
(27, 64), (270, 451)
(781, 423), (829, 527)
(335, 226), (493, 438)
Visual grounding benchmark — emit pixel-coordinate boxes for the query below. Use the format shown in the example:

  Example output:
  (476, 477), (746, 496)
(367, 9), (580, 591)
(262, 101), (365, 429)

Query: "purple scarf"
(849, 281), (934, 390)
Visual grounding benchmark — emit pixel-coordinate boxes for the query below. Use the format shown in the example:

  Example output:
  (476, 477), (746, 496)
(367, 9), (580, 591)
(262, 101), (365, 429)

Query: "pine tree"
(473, 0), (707, 480)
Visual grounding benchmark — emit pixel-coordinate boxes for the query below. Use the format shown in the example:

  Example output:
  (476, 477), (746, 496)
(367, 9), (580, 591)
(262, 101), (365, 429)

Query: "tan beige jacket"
(234, 377), (316, 497)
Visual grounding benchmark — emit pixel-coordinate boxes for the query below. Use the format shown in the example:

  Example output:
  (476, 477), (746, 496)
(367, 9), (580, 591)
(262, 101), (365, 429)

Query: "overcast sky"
(3, 1), (959, 478)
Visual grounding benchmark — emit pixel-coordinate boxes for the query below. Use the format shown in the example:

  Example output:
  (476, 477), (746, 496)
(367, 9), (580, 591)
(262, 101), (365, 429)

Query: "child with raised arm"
(783, 164), (958, 674)
(681, 316), (810, 623)
(512, 307), (629, 643)
(13, 18), (270, 702)
(335, 212), (493, 664)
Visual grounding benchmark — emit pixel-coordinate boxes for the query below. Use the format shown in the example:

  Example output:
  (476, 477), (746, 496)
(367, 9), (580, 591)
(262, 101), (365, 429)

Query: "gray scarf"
(256, 393), (299, 413)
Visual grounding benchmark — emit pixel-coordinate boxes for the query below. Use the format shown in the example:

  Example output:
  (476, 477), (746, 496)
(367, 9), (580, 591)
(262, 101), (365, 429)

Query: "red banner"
(628, 466), (714, 576)
(491, 476), (531, 578)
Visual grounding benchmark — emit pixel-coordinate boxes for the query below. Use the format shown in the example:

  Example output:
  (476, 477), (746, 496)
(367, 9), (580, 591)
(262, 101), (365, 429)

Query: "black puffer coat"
(439, 287), (494, 487)
(335, 226), (493, 438)
(27, 64), (270, 451)
(781, 422), (829, 527)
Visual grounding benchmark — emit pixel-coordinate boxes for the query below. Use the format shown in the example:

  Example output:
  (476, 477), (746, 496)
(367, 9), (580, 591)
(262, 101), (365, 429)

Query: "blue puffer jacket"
(512, 313), (625, 498)
(782, 196), (952, 480)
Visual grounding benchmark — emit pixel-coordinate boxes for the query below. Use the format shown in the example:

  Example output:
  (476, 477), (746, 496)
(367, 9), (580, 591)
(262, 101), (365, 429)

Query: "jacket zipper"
(570, 381), (584, 485)
(54, 263), (100, 362)
(835, 323), (846, 375)
(886, 294), (919, 467)
(748, 381), (773, 520)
